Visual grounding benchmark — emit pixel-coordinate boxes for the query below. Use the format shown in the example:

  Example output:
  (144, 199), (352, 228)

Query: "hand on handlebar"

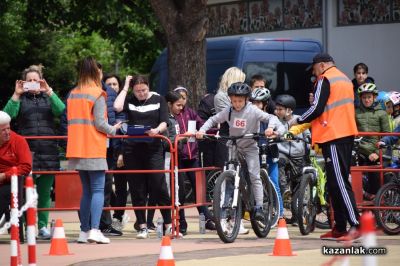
(264, 128), (274, 137)
(376, 141), (386, 148)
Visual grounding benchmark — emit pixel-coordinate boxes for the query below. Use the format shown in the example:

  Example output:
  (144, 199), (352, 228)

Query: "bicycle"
(204, 133), (273, 243)
(282, 136), (330, 235)
(374, 144), (400, 235)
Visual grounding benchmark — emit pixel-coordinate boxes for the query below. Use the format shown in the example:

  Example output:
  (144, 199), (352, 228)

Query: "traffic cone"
(361, 211), (377, 266)
(157, 236), (175, 266)
(270, 218), (296, 256)
(48, 219), (72, 255)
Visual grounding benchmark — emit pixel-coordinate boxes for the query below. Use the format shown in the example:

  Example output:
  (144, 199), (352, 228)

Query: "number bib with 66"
(233, 118), (247, 129)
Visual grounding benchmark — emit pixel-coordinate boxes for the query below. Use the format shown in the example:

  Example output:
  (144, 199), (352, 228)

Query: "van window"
(243, 62), (313, 109)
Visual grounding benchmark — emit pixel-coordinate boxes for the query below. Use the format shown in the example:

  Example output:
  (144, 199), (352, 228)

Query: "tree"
(150, 0), (209, 107)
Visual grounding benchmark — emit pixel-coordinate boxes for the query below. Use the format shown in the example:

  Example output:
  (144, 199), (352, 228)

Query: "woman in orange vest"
(295, 53), (360, 242)
(66, 57), (121, 244)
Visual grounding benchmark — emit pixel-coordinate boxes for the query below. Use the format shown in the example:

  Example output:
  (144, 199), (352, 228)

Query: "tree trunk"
(150, 0), (208, 108)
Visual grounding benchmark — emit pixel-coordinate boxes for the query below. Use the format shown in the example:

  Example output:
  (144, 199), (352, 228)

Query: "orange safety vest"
(311, 67), (358, 145)
(66, 84), (108, 158)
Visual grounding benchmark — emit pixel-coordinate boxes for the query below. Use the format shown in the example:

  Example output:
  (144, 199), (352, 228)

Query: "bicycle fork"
(232, 165), (241, 208)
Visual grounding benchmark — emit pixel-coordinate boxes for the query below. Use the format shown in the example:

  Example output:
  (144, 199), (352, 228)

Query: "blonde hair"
(22, 64), (44, 81)
(218, 67), (246, 93)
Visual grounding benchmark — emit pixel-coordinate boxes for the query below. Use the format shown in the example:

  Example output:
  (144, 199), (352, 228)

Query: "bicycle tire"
(297, 173), (317, 235)
(374, 182), (400, 235)
(213, 171), (242, 243)
(263, 172), (280, 228)
(251, 169), (272, 238)
(206, 170), (221, 202)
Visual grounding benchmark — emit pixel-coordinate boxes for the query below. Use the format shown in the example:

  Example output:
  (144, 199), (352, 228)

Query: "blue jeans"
(79, 170), (105, 232)
(267, 158), (283, 217)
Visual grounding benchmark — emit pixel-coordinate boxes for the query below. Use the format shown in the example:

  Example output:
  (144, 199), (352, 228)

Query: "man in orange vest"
(295, 53), (360, 241)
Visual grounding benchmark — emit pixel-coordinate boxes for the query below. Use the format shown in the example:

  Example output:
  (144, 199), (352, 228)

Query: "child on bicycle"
(249, 87), (285, 219)
(196, 82), (282, 219)
(355, 83), (390, 200)
(274, 94), (310, 224)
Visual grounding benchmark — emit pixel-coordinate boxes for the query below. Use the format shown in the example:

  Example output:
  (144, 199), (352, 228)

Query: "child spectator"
(388, 91), (400, 128)
(173, 87), (216, 235)
(352, 63), (375, 107)
(355, 83), (390, 200)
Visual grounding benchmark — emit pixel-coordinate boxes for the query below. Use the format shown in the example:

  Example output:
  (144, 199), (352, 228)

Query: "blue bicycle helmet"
(376, 91), (390, 110)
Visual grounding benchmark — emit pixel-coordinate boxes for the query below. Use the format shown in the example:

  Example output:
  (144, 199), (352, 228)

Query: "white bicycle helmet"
(250, 87), (271, 102)
(357, 83), (378, 95)
(389, 91), (400, 106)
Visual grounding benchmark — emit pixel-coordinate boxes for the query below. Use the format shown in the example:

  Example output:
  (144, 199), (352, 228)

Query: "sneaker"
(77, 231), (89, 243)
(179, 220), (188, 236)
(147, 223), (156, 233)
(111, 218), (122, 232)
(165, 225), (183, 237)
(320, 227), (348, 240)
(88, 229), (110, 244)
(136, 228), (149, 239)
(238, 220), (249, 235)
(101, 225), (123, 236)
(37, 227), (51, 240)
(251, 206), (265, 221)
(336, 227), (362, 242)
(205, 219), (216, 231)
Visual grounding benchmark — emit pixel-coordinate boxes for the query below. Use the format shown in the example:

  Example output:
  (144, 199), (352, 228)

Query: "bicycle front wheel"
(251, 169), (272, 238)
(297, 173), (317, 235)
(374, 182), (400, 235)
(213, 171), (242, 243)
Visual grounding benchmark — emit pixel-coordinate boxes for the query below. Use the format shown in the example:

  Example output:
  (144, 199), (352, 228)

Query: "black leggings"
(124, 144), (171, 225)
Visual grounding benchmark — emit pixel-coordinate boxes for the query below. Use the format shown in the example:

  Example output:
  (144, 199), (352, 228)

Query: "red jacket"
(0, 131), (32, 183)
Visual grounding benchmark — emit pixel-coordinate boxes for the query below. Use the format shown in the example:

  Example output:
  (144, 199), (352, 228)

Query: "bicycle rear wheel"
(213, 171), (242, 243)
(297, 173), (317, 235)
(251, 169), (272, 238)
(374, 182), (400, 235)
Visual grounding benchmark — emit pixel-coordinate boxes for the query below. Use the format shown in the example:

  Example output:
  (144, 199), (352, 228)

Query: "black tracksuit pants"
(320, 137), (360, 232)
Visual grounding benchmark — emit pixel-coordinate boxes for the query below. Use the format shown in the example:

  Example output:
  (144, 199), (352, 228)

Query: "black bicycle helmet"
(227, 82), (251, 97)
(275, 94), (296, 110)
(250, 87), (271, 102)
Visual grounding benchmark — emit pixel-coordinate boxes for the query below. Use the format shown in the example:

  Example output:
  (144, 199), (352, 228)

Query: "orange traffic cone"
(157, 236), (175, 266)
(361, 211), (377, 266)
(48, 219), (73, 255)
(270, 218), (296, 256)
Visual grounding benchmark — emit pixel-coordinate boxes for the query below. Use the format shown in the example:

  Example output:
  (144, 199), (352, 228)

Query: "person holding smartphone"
(3, 64), (65, 240)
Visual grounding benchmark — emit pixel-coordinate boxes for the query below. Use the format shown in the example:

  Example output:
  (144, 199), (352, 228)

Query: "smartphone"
(23, 81), (40, 91)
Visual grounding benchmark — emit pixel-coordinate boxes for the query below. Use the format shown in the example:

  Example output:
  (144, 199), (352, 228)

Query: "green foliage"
(0, 0), (163, 105)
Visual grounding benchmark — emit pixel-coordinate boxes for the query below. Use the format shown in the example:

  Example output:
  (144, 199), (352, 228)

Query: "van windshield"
(243, 62), (314, 112)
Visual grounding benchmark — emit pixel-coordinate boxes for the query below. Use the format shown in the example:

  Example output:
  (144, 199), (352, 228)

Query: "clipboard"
(126, 125), (152, 143)
(127, 125), (151, 136)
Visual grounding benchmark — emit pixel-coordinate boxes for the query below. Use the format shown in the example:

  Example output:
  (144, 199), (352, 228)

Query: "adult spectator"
(103, 74), (130, 232)
(295, 53), (360, 241)
(214, 67), (246, 168)
(114, 75), (174, 239)
(96, 70), (123, 237)
(249, 74), (276, 114)
(0, 111), (32, 222)
(352, 63), (375, 107)
(67, 56), (121, 244)
(3, 65), (65, 240)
